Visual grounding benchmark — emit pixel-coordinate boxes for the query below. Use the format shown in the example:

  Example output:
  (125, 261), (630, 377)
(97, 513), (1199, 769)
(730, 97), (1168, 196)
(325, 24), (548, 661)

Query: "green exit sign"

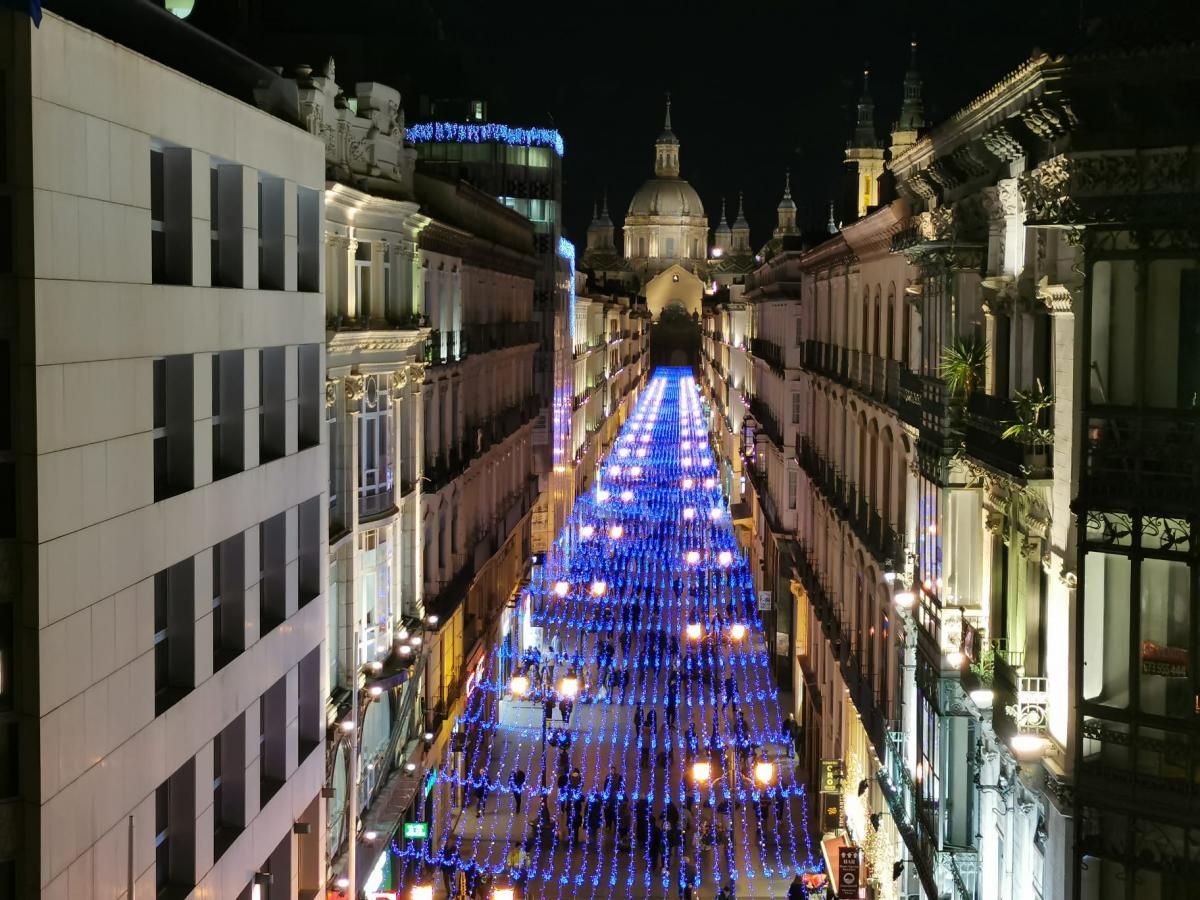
(403, 822), (429, 840)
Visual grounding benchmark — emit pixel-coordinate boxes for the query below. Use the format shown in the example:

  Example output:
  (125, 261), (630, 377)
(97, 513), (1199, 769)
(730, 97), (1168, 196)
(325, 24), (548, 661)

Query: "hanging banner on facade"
(819, 759), (844, 794)
(758, 590), (772, 611)
(821, 791), (843, 833)
(837, 846), (861, 899)
(530, 497), (551, 554)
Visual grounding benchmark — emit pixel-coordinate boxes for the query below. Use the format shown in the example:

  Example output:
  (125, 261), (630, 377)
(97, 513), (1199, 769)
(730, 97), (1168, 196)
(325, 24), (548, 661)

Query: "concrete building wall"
(3, 10), (328, 898)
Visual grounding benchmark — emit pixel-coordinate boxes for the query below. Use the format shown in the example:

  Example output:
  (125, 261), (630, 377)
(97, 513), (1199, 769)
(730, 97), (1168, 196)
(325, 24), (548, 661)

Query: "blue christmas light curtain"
(395, 369), (824, 897)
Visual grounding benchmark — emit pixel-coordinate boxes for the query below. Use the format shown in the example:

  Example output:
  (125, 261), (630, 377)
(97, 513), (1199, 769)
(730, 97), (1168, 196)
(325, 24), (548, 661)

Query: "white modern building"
(0, 6), (328, 898)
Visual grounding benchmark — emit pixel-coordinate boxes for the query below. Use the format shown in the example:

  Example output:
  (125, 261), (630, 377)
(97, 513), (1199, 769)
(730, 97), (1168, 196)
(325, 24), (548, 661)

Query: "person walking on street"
(635, 796), (651, 849)
(666, 692), (677, 728)
(510, 767), (526, 814)
(586, 791), (603, 849)
(440, 840), (460, 898)
(723, 674), (736, 707)
(679, 854), (697, 900)
(665, 812), (683, 870)
(472, 767), (489, 818)
(649, 816), (664, 875)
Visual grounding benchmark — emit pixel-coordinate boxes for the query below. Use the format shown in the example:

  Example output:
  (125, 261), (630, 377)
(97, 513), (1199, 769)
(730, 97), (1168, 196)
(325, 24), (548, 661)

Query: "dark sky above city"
(193, 0), (1196, 253)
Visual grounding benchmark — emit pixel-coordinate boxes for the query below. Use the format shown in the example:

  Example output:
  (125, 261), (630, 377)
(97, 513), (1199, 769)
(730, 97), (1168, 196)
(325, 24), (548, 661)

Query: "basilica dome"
(627, 177), (705, 218)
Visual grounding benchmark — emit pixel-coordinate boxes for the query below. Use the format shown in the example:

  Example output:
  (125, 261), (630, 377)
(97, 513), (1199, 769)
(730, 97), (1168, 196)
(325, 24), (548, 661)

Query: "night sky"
(193, 0), (1194, 253)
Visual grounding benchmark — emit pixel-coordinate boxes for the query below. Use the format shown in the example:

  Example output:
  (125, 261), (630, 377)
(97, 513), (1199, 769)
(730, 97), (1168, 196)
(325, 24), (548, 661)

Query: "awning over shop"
(328, 753), (425, 897)
(821, 835), (848, 889)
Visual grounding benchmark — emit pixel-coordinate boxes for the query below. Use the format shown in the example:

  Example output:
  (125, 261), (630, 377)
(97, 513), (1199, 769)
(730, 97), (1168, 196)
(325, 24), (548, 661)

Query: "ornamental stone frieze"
(344, 374), (365, 404)
(1021, 150), (1200, 226)
(407, 362), (427, 386)
(981, 122), (1026, 164)
(1019, 95), (1078, 141)
(390, 368), (409, 398)
(325, 379), (337, 409)
(950, 142), (994, 181)
(1035, 277), (1075, 314)
(925, 157), (963, 193)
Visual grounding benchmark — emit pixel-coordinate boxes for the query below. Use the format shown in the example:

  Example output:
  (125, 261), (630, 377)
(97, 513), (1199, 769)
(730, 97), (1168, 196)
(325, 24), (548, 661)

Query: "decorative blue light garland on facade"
(407, 121), (565, 157)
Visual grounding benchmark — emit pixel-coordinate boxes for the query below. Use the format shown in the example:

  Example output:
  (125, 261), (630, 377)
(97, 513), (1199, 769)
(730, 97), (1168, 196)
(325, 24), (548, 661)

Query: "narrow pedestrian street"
(397, 369), (824, 898)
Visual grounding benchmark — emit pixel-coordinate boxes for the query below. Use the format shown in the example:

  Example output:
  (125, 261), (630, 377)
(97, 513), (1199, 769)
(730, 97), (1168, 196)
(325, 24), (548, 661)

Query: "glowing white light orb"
(730, 623), (747, 641)
(683, 507), (696, 521)
(686, 550), (701, 565)
(591, 581), (607, 597)
(718, 550), (733, 567)
(554, 581), (570, 598)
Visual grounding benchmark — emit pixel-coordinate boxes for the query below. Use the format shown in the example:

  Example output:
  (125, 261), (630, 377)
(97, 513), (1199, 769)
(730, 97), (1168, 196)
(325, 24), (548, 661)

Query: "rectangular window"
(297, 344), (321, 451)
(787, 469), (798, 510)
(260, 676), (287, 806)
(211, 351), (245, 479)
(1082, 551), (1131, 710)
(791, 392), (801, 425)
(150, 145), (193, 285)
(354, 240), (372, 318)
(297, 496), (321, 607)
(297, 186), (321, 293)
(154, 558), (195, 716)
(258, 347), (286, 464)
(258, 175), (285, 290)
(153, 355), (194, 501)
(259, 513), (287, 635)
(212, 533), (245, 671)
(213, 713), (245, 861)
(328, 405), (340, 524)
(297, 647), (321, 762)
(210, 163), (245, 288)
(0, 721), (16, 799)
(156, 758), (196, 893)
(358, 377), (393, 518)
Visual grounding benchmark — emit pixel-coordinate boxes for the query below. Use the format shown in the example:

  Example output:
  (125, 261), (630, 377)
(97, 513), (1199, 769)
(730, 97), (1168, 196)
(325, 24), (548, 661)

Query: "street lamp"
(492, 888), (516, 900)
(718, 550), (733, 567)
(620, 489), (635, 502)
(686, 550), (701, 565)
(411, 886), (434, 900)
(754, 759), (777, 786)
(590, 580), (607, 598)
(682, 477), (695, 489)
(893, 591), (915, 611)
(691, 761), (712, 782)
(682, 507), (696, 521)
(729, 623), (747, 641)
(686, 623), (703, 641)
(609, 524), (624, 539)
(554, 580), (570, 598)
(511, 675), (530, 698)
(559, 676), (580, 700)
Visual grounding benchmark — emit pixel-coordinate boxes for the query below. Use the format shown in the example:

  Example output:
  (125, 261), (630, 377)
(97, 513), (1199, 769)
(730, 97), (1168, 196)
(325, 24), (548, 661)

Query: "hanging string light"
(392, 369), (824, 898)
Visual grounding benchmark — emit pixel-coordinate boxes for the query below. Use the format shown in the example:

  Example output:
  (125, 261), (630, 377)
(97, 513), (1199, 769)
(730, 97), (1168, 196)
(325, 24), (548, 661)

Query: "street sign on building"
(837, 846), (861, 899)
(403, 821), (429, 840)
(819, 758), (844, 793)
(821, 792), (843, 833)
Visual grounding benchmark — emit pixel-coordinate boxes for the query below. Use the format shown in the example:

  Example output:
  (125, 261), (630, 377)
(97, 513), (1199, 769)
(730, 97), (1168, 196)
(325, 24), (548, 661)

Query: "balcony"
(747, 395), (783, 449)
(424, 330), (463, 367)
(750, 337), (785, 376)
(1083, 407), (1200, 512)
(358, 485), (395, 520)
(462, 320), (540, 354)
(964, 391), (1053, 480)
(797, 436), (904, 569)
(845, 351), (901, 408)
(1078, 715), (1200, 819)
(573, 335), (604, 358)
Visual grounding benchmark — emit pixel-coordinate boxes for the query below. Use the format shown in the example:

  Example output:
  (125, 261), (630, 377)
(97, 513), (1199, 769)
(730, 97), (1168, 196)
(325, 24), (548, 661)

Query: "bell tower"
(844, 67), (885, 218)
(654, 93), (680, 178)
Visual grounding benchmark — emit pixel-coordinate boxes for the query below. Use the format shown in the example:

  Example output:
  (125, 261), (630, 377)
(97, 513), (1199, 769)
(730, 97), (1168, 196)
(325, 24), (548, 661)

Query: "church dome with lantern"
(622, 97), (711, 284)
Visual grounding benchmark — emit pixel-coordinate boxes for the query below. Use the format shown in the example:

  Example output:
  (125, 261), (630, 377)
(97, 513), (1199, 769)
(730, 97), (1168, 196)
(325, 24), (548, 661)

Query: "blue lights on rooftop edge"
(407, 121), (565, 157)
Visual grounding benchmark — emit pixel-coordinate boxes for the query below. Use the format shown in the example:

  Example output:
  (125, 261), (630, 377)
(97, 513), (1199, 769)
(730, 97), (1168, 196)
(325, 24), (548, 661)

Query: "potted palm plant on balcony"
(939, 336), (988, 399)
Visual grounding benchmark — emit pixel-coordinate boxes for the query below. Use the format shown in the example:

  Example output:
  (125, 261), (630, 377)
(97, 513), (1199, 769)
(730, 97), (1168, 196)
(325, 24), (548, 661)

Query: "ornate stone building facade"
(284, 66), (542, 894)
(702, 39), (1200, 900)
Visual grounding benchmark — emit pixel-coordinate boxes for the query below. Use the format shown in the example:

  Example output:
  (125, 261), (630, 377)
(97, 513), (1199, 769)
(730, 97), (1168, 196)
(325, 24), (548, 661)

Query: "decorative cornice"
(325, 379), (337, 409)
(344, 374), (365, 404)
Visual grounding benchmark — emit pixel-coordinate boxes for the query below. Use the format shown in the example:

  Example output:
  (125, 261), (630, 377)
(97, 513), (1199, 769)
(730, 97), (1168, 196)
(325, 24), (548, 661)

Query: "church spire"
(714, 196), (732, 253)
(731, 190), (751, 252)
(827, 201), (838, 235)
(654, 92), (680, 177)
(774, 170), (798, 239)
(852, 65), (878, 149)
(891, 39), (925, 156)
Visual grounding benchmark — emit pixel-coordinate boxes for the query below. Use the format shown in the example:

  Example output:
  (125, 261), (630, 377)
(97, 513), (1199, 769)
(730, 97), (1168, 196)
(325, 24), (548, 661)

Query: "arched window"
(862, 290), (871, 354)
(665, 237), (675, 257)
(887, 283), (897, 360)
(873, 285), (882, 357)
(638, 237), (646, 257)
